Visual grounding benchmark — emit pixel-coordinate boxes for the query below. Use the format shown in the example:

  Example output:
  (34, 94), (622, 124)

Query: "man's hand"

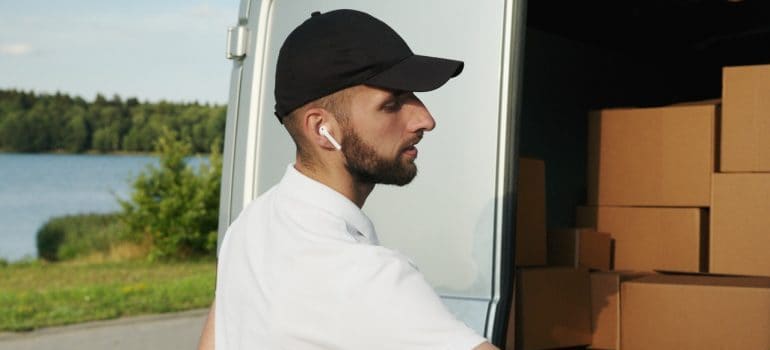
(473, 341), (501, 350)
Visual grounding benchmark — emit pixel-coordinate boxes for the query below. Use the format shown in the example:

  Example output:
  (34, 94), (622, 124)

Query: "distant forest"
(0, 89), (226, 153)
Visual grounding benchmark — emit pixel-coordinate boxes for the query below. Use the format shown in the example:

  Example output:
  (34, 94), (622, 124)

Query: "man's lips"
(402, 145), (418, 158)
(401, 135), (422, 158)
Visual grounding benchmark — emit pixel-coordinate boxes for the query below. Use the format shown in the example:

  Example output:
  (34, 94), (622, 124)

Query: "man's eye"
(382, 100), (402, 112)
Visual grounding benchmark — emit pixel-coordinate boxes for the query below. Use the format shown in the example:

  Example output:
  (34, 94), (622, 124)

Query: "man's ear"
(303, 108), (340, 150)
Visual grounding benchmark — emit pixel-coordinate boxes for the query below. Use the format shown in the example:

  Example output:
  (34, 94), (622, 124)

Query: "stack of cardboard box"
(711, 65), (770, 278)
(580, 102), (715, 273)
(569, 64), (770, 349)
(569, 100), (717, 350)
(509, 158), (594, 350)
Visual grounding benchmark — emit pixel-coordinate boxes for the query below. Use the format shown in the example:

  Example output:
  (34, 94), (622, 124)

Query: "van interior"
(520, 0), (770, 229)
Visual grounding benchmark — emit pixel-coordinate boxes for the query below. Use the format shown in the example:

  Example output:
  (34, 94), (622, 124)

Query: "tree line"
(0, 89), (226, 153)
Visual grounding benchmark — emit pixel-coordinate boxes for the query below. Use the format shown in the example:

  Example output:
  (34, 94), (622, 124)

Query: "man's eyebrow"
(379, 88), (404, 97)
(393, 90), (410, 99)
(377, 90), (412, 108)
(386, 90), (412, 103)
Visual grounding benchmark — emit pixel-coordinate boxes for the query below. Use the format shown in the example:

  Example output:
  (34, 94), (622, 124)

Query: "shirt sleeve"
(336, 247), (488, 350)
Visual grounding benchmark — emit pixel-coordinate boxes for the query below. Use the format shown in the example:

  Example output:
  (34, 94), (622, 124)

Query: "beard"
(341, 126), (417, 186)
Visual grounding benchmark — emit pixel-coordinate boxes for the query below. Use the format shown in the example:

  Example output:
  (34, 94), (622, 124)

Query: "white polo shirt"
(215, 164), (486, 350)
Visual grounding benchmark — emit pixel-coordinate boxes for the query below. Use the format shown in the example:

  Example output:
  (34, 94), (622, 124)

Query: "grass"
(36, 212), (127, 261)
(0, 259), (215, 332)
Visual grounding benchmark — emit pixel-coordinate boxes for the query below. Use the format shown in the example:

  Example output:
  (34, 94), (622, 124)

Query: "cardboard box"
(548, 228), (612, 270)
(711, 173), (770, 277)
(721, 64), (770, 172)
(621, 274), (770, 349)
(512, 267), (592, 350)
(516, 158), (547, 266)
(576, 206), (707, 272)
(587, 105), (716, 206)
(589, 271), (649, 350)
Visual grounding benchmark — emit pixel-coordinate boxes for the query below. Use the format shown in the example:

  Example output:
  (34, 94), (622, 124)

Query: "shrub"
(36, 213), (125, 261)
(119, 128), (221, 260)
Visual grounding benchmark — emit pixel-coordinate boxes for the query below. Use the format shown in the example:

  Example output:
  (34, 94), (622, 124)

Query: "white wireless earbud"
(319, 125), (342, 150)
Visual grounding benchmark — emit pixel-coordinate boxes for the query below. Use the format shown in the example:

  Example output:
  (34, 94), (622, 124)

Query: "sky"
(0, 0), (240, 104)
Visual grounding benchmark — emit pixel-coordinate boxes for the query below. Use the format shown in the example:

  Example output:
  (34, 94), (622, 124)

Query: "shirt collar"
(278, 164), (379, 244)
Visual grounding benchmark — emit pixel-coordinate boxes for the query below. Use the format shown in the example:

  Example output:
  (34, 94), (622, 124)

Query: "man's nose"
(409, 106), (436, 132)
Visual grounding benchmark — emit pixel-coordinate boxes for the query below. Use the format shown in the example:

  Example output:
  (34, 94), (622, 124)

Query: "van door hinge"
(226, 26), (249, 60)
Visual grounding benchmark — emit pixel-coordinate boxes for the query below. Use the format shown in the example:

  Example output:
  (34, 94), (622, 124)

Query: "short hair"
(282, 87), (353, 166)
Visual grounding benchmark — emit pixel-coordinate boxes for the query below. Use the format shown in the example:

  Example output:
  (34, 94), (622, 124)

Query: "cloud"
(188, 3), (229, 19)
(0, 43), (33, 56)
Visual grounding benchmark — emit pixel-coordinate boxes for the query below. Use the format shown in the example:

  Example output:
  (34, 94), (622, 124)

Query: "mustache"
(401, 134), (423, 150)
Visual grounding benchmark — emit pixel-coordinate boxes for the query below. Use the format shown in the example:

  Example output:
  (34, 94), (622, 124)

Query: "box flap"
(629, 273), (770, 289)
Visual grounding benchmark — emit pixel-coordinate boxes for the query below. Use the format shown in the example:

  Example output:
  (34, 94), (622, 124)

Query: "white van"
(218, 0), (769, 347)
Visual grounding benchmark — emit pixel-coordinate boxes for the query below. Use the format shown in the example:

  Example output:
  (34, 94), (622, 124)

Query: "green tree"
(119, 128), (221, 260)
(92, 125), (121, 152)
(25, 103), (54, 151)
(63, 108), (89, 152)
(0, 111), (26, 150)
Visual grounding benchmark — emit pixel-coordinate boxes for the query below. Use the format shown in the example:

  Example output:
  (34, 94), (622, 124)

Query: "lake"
(0, 153), (206, 261)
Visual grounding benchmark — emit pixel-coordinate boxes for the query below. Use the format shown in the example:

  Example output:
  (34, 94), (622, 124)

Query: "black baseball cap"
(274, 9), (464, 121)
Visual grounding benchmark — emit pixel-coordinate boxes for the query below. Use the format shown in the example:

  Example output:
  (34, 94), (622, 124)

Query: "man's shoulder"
(232, 185), (283, 220)
(224, 182), (358, 248)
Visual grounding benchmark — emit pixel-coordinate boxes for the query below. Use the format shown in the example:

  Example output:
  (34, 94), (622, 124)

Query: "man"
(199, 9), (500, 350)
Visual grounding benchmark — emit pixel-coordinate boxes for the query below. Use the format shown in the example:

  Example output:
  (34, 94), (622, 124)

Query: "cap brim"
(364, 55), (464, 92)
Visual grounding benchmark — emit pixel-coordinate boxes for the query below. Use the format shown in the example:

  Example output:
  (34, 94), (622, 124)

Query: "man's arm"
(197, 299), (215, 350)
(473, 341), (501, 350)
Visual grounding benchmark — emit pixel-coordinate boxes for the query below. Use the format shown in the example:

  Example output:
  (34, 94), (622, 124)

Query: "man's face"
(339, 86), (436, 186)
